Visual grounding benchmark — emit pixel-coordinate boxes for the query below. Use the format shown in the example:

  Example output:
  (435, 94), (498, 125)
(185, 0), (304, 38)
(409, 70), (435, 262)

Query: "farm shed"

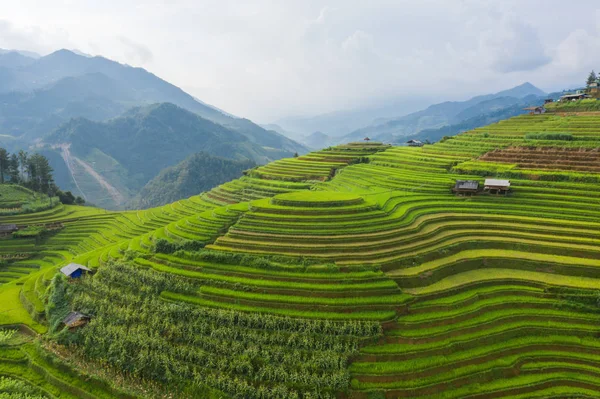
(407, 139), (424, 147)
(452, 180), (479, 196)
(60, 263), (91, 279)
(62, 312), (90, 329)
(559, 93), (590, 102)
(484, 179), (511, 195)
(523, 106), (546, 115)
(0, 224), (18, 237)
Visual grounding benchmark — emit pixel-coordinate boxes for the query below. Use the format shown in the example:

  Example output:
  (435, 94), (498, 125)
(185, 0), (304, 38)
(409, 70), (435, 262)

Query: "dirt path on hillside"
(58, 144), (124, 206)
(58, 143), (88, 202)
(73, 158), (124, 206)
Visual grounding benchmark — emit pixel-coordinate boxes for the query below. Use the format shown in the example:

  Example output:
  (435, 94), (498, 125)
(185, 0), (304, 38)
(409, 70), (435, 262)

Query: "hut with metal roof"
(523, 106), (546, 115)
(60, 263), (91, 279)
(484, 179), (511, 195)
(406, 139), (424, 147)
(0, 224), (18, 237)
(62, 312), (90, 329)
(452, 180), (479, 196)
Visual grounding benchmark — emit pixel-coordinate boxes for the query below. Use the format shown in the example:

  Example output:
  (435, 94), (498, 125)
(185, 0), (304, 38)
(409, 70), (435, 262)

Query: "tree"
(57, 190), (76, 205)
(0, 148), (8, 184)
(8, 154), (19, 183)
(587, 70), (597, 87)
(25, 153), (54, 194)
(75, 196), (85, 205)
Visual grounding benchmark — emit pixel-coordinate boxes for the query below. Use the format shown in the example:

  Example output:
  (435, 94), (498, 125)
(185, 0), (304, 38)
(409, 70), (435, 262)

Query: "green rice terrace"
(1, 117), (600, 397)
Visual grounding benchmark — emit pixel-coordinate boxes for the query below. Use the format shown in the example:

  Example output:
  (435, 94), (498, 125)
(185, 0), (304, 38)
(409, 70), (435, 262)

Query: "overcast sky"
(1, 0), (599, 121)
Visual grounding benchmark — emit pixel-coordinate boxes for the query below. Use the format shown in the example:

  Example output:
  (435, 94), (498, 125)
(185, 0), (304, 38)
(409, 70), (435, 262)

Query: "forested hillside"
(128, 152), (256, 209)
(42, 103), (301, 209)
(1, 112), (600, 398)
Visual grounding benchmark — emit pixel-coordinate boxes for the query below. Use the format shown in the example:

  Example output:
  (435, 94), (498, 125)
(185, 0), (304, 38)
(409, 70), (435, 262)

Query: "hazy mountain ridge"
(0, 48), (306, 209)
(340, 82), (546, 143)
(274, 97), (433, 138)
(44, 103), (297, 209)
(0, 49), (306, 155)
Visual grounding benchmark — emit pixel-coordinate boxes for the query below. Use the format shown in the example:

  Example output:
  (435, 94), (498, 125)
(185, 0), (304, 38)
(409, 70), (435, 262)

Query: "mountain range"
(43, 103), (298, 209)
(272, 82), (547, 148)
(0, 48), (306, 209)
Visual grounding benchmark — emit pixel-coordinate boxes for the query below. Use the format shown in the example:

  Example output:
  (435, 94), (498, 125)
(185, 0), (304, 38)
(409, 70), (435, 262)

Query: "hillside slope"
(128, 152), (256, 209)
(44, 103), (294, 209)
(0, 49), (305, 156)
(1, 113), (600, 398)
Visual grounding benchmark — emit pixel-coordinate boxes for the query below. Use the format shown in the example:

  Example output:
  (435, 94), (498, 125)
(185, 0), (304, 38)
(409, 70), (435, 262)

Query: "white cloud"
(0, 0), (599, 120)
(479, 17), (551, 73)
(118, 36), (154, 64)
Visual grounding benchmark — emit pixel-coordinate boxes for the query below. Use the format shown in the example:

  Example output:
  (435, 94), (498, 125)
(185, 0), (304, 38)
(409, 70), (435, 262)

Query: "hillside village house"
(559, 91), (590, 102)
(484, 179), (511, 195)
(523, 106), (546, 115)
(407, 139), (424, 147)
(452, 180), (479, 196)
(0, 224), (18, 237)
(60, 263), (91, 279)
(62, 311), (90, 329)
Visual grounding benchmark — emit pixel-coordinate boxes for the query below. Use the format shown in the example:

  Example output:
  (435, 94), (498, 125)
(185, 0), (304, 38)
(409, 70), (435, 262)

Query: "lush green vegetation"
(546, 98), (600, 112)
(45, 103), (305, 209)
(524, 132), (573, 140)
(129, 152), (256, 209)
(1, 113), (600, 399)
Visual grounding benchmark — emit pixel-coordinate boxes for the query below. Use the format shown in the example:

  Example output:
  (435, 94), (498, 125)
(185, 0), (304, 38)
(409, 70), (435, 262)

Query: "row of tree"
(0, 148), (54, 193)
(0, 146), (85, 205)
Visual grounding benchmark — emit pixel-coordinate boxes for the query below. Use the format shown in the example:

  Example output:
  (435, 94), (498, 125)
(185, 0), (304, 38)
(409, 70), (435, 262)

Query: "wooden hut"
(452, 180), (479, 196)
(62, 312), (90, 329)
(60, 263), (91, 279)
(559, 93), (590, 102)
(0, 224), (18, 237)
(407, 139), (424, 147)
(523, 106), (546, 115)
(484, 179), (511, 195)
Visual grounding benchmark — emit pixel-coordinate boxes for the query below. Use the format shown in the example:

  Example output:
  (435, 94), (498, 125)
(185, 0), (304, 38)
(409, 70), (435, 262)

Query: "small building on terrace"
(0, 224), (18, 237)
(60, 263), (91, 279)
(452, 180), (479, 196)
(62, 312), (90, 329)
(559, 93), (590, 102)
(523, 106), (546, 115)
(407, 139), (424, 147)
(484, 179), (511, 195)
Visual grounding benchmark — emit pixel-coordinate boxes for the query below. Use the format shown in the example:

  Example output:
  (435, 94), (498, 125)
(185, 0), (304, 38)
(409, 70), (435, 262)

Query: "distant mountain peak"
(46, 48), (80, 58)
(494, 82), (546, 98)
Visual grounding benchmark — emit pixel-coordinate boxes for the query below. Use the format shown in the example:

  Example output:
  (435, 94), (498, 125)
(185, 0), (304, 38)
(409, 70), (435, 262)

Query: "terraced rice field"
(0, 185), (58, 215)
(480, 146), (600, 172)
(1, 114), (600, 398)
